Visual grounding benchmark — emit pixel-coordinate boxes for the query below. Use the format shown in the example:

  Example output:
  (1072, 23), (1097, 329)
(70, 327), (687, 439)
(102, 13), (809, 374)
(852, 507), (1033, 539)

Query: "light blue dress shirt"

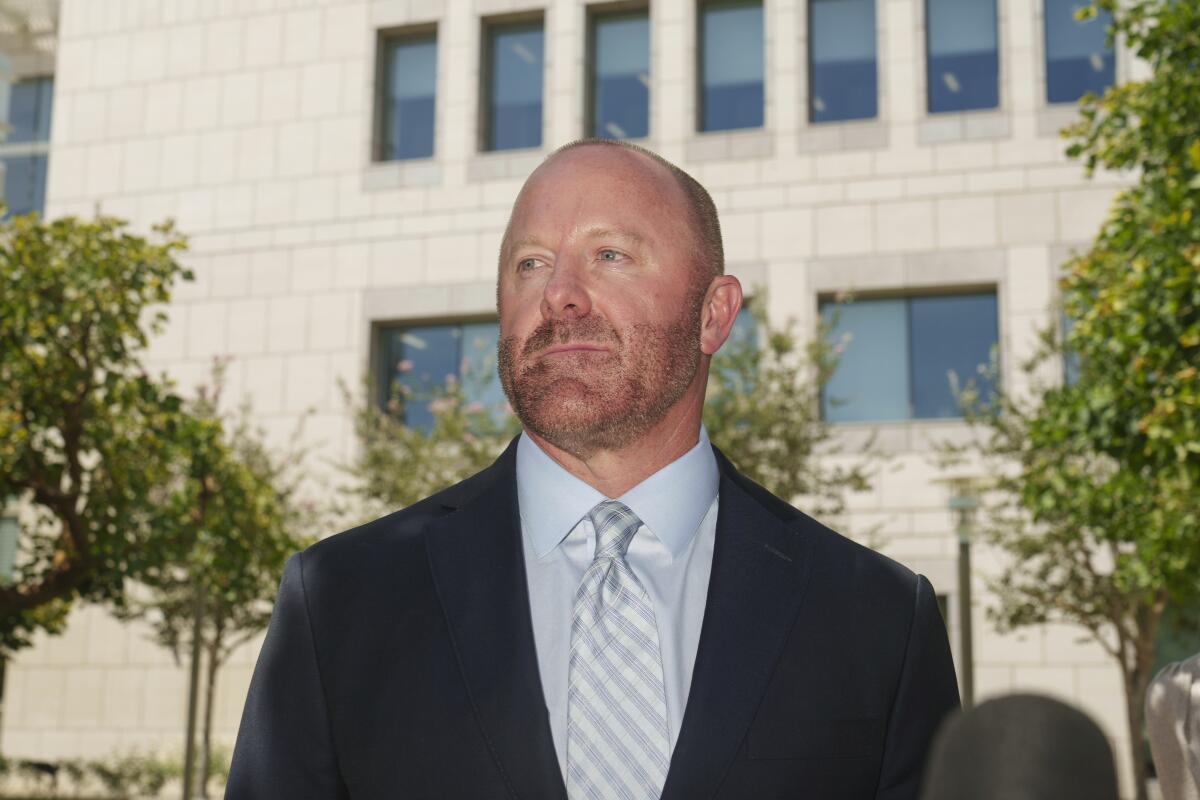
(516, 427), (721, 778)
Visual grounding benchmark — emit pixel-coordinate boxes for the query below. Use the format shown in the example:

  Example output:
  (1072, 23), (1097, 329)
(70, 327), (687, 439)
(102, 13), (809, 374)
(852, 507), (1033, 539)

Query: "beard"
(498, 288), (705, 459)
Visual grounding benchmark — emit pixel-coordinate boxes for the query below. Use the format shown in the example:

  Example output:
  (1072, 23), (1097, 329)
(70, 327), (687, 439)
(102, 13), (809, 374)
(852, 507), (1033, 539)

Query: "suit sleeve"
(227, 552), (349, 799)
(874, 574), (961, 800)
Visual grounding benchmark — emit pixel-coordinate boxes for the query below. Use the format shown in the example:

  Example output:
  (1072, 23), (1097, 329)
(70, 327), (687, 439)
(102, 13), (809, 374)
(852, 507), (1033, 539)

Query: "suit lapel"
(424, 442), (567, 800)
(660, 455), (811, 800)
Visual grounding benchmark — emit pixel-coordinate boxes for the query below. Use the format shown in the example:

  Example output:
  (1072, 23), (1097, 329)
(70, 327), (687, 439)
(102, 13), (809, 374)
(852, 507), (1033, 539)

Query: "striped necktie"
(566, 500), (670, 800)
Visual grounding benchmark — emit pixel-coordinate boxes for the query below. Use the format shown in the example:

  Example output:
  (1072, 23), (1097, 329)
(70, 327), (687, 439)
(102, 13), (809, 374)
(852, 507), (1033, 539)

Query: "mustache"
(520, 316), (621, 359)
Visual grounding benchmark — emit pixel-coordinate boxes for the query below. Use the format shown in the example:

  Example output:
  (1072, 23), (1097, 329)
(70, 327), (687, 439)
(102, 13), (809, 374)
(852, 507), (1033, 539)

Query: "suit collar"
(424, 437), (567, 800)
(426, 440), (808, 800)
(661, 447), (811, 800)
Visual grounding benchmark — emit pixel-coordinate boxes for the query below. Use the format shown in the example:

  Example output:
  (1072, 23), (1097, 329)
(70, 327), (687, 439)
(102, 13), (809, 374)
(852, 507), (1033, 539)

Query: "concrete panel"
(307, 292), (355, 352)
(266, 294), (308, 353)
(166, 23), (206, 79)
(244, 13), (283, 68)
(1012, 665), (1078, 702)
(141, 667), (188, 730)
(240, 354), (287, 414)
(936, 196), (998, 249)
(185, 301), (229, 359)
(300, 62), (343, 119)
(815, 204), (874, 257)
(226, 298), (270, 356)
(998, 191), (1058, 244)
(291, 245), (336, 293)
(761, 208), (814, 260)
(875, 200), (936, 254)
(284, 353), (331, 412)
(62, 668), (106, 729)
(1057, 187), (1116, 242)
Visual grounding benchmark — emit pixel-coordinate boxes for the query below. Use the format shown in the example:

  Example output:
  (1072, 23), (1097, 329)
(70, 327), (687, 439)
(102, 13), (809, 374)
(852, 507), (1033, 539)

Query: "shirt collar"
(516, 426), (720, 561)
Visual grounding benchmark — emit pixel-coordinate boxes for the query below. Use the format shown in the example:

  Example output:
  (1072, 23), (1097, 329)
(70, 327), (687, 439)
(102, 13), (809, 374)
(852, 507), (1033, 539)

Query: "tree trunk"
(1120, 597), (1165, 800)
(182, 582), (205, 800)
(198, 623), (224, 799)
(1123, 669), (1150, 800)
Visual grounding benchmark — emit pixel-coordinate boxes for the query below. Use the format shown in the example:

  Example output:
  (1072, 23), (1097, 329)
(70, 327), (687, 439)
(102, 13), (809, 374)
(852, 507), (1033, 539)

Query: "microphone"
(919, 693), (1119, 800)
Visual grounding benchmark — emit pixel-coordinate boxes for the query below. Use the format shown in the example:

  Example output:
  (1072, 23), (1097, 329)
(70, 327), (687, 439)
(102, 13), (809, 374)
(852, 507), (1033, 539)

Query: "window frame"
(371, 315), (503, 426)
(819, 288), (1001, 424)
(479, 11), (547, 154)
(585, 1), (652, 141)
(922, 0), (1001, 115)
(695, 0), (766, 134)
(372, 24), (439, 164)
(1041, 0), (1116, 106)
(0, 75), (53, 218)
(806, 0), (880, 125)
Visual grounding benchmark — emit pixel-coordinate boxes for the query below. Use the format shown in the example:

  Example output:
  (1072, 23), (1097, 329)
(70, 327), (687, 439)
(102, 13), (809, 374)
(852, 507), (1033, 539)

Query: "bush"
(0, 749), (184, 799)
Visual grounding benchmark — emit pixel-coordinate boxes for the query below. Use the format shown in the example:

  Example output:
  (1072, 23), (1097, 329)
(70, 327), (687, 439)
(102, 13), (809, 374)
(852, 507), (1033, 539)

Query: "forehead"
(507, 147), (692, 244)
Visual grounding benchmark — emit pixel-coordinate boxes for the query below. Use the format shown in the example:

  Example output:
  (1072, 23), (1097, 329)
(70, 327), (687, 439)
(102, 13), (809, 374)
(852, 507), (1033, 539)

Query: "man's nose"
(541, 258), (592, 319)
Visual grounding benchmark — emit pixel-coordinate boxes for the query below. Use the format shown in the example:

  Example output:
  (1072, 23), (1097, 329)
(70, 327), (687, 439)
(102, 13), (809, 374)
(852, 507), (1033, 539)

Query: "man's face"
(497, 147), (709, 457)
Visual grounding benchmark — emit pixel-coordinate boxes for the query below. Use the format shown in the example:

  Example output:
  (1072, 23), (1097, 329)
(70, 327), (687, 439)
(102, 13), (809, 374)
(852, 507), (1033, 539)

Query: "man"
(227, 140), (960, 799)
(1146, 651), (1200, 800)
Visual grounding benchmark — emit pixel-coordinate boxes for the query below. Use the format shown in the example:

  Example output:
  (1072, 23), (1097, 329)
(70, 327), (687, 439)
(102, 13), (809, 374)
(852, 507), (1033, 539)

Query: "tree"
(945, 4), (1200, 797)
(339, 367), (520, 518)
(0, 214), (191, 653)
(117, 360), (312, 799)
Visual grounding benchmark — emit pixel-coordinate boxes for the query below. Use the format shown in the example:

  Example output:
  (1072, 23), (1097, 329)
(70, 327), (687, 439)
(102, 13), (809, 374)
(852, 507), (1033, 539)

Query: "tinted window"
(926, 0), (999, 113)
(699, 1), (764, 132)
(460, 321), (506, 418)
(378, 322), (504, 430)
(486, 21), (544, 151)
(380, 34), (437, 160)
(822, 298), (910, 422)
(591, 10), (650, 139)
(2, 77), (52, 218)
(908, 293), (998, 418)
(5, 77), (52, 144)
(709, 306), (760, 394)
(1, 154), (47, 217)
(809, 0), (878, 123)
(0, 513), (17, 582)
(821, 293), (999, 422)
(1044, 0), (1114, 103)
(1062, 311), (1080, 386)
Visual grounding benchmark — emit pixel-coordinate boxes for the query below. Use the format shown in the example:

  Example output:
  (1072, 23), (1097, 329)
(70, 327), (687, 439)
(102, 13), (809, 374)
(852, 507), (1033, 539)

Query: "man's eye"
(599, 249), (620, 261)
(518, 258), (540, 272)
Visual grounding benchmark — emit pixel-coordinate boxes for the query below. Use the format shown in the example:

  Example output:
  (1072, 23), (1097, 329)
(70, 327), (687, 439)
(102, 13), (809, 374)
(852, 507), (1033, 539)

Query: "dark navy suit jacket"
(227, 439), (960, 799)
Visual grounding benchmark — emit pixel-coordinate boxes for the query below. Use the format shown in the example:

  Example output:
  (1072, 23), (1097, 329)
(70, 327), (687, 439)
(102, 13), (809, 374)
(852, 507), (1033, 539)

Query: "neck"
(525, 398), (704, 498)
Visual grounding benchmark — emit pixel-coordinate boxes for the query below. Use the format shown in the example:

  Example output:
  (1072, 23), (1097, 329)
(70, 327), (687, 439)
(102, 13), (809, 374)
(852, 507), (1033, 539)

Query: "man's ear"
(699, 275), (744, 356)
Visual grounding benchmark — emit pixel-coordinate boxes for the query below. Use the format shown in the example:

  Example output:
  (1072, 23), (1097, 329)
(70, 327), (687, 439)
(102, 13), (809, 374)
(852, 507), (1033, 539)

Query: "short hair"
(547, 138), (724, 282)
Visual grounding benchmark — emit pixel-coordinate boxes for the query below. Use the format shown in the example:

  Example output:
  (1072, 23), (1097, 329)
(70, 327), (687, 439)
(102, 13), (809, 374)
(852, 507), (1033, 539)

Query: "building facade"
(2, 0), (1144, 793)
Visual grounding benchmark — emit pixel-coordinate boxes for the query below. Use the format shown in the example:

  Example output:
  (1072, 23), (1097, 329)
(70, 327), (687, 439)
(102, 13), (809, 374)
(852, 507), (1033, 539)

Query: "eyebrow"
(504, 228), (647, 260)
(505, 235), (543, 256)
(578, 227), (646, 247)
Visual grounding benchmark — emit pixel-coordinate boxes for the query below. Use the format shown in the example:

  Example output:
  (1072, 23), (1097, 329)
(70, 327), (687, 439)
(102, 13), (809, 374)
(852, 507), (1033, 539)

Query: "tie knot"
(588, 500), (642, 560)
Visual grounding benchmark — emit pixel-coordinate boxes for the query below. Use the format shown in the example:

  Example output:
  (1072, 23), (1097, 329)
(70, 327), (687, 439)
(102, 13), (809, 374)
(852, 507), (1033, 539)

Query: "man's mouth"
(541, 344), (610, 357)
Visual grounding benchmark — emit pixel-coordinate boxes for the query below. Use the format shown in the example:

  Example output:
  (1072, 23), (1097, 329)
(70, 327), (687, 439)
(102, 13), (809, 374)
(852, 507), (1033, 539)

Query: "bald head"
(503, 139), (724, 285)
(494, 137), (745, 464)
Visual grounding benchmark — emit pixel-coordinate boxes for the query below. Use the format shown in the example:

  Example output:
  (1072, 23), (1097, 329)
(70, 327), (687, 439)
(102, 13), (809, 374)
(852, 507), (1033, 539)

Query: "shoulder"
(718, 446), (926, 605)
(297, 439), (517, 579)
